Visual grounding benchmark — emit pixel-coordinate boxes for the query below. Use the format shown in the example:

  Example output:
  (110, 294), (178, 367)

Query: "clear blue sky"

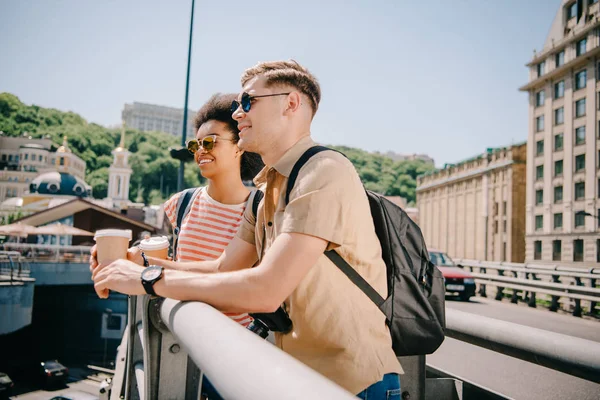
(0, 0), (560, 167)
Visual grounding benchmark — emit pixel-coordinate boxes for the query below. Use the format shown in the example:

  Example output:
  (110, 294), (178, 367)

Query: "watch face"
(143, 266), (162, 281)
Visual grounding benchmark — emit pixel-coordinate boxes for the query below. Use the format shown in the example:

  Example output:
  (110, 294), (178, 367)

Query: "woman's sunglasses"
(231, 92), (291, 113)
(187, 134), (235, 154)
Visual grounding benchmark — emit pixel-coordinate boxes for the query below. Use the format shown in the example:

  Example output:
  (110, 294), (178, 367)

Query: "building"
(108, 123), (134, 211)
(519, 0), (600, 266)
(0, 133), (86, 204)
(416, 144), (527, 262)
(122, 102), (195, 139)
(379, 151), (435, 166)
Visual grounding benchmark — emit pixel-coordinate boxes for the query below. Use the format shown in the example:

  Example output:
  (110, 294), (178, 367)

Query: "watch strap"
(141, 251), (149, 267)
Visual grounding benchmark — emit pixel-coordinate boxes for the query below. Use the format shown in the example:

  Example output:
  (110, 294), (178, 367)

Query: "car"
(0, 372), (14, 399)
(429, 249), (476, 301)
(50, 390), (99, 400)
(38, 360), (69, 387)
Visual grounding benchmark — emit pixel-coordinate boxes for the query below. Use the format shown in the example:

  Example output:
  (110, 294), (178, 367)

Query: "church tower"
(108, 122), (133, 210)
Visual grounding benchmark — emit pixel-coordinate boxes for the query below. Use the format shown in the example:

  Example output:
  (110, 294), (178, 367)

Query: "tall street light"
(574, 210), (600, 226)
(177, 0), (196, 193)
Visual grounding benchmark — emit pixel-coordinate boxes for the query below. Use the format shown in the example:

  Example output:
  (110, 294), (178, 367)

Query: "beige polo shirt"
(237, 136), (402, 394)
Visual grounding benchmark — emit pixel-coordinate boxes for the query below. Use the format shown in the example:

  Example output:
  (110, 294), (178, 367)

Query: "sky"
(0, 0), (561, 167)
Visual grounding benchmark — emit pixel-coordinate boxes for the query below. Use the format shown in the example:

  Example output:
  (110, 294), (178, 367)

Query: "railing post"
(495, 269), (505, 301)
(397, 355), (425, 400)
(528, 273), (538, 308)
(510, 270), (520, 304)
(478, 267), (487, 298)
(590, 278), (597, 315)
(573, 278), (583, 317)
(549, 274), (561, 312)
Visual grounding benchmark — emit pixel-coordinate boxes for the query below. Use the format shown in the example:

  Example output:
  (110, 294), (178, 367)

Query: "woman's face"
(193, 120), (241, 180)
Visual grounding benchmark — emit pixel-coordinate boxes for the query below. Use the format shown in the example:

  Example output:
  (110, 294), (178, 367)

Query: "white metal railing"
(454, 259), (600, 316)
(0, 250), (32, 283)
(1, 243), (92, 263)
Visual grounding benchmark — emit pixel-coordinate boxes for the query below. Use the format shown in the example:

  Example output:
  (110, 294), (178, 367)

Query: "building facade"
(380, 151), (435, 166)
(122, 102), (195, 139)
(0, 133), (86, 204)
(520, 0), (600, 266)
(108, 124), (133, 211)
(416, 144), (527, 262)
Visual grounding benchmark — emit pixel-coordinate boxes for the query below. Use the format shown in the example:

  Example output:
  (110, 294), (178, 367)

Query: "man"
(91, 60), (402, 397)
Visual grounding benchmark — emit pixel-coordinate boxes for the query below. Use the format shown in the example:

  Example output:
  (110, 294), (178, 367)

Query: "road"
(9, 368), (103, 400)
(428, 296), (600, 400)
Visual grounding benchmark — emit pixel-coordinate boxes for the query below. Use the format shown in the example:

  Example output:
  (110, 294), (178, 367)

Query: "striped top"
(164, 187), (253, 327)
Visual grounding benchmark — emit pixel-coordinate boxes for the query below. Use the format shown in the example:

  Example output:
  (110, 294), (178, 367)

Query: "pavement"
(8, 367), (104, 400)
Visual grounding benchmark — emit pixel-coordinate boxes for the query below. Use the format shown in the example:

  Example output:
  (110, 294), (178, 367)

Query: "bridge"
(1, 248), (599, 399)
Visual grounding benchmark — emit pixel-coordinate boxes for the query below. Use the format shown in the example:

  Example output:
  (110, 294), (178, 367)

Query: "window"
(550, 240), (561, 261)
(1, 154), (5, 161)
(536, 139), (544, 155)
(575, 182), (585, 200)
(536, 165), (544, 180)
(555, 51), (565, 67)
(24, 153), (28, 160)
(503, 220), (507, 233)
(536, 90), (545, 107)
(536, 189), (544, 205)
(537, 61), (545, 77)
(573, 239), (584, 262)
(554, 133), (564, 151)
(555, 81), (565, 98)
(8, 155), (13, 161)
(575, 154), (585, 171)
(554, 213), (563, 229)
(554, 160), (563, 176)
(536, 116), (545, 132)
(554, 107), (564, 125)
(59, 157), (64, 166)
(535, 215), (543, 230)
(568, 2), (577, 19)
(597, 239), (600, 263)
(575, 98), (586, 117)
(577, 38), (587, 57)
(534, 240), (542, 260)
(575, 211), (586, 227)
(494, 221), (499, 234)
(575, 126), (586, 145)
(575, 70), (587, 89)
(554, 185), (563, 203)
(503, 201), (507, 214)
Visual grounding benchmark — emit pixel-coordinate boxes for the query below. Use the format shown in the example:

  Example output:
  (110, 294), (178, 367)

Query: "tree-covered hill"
(0, 93), (434, 205)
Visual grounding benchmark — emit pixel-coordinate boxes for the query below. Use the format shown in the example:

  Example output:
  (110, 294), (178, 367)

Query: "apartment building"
(520, 0), (600, 265)
(121, 102), (196, 139)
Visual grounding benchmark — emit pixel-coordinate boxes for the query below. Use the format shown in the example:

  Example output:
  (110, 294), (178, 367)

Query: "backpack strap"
(250, 189), (264, 219)
(173, 187), (202, 261)
(285, 146), (386, 311)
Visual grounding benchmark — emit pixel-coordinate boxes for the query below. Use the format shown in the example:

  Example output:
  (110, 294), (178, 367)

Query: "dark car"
(38, 360), (69, 387)
(0, 372), (14, 399)
(429, 250), (476, 301)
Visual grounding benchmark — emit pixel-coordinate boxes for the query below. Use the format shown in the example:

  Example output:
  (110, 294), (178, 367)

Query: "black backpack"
(286, 146), (446, 356)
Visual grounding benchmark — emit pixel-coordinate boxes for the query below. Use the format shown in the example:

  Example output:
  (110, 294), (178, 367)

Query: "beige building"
(416, 144), (527, 262)
(122, 102), (195, 139)
(520, 0), (600, 266)
(0, 133), (86, 204)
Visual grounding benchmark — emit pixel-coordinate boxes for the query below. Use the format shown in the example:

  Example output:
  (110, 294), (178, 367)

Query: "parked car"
(38, 360), (69, 387)
(0, 372), (14, 399)
(429, 250), (476, 301)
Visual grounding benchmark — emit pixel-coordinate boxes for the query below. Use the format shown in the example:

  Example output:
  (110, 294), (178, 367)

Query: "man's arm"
(93, 232), (326, 313)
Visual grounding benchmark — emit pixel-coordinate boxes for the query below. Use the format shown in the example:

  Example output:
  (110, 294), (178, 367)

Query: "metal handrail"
(154, 298), (356, 400)
(445, 308), (600, 384)
(0, 250), (32, 283)
(1, 243), (92, 263)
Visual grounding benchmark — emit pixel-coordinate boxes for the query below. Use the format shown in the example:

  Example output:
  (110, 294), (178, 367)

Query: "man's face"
(232, 75), (287, 155)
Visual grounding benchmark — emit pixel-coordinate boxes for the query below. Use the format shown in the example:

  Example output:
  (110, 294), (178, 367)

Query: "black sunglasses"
(231, 92), (291, 113)
(187, 134), (235, 154)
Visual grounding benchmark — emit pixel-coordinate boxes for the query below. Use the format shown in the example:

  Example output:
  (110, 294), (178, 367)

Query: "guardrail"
(454, 259), (600, 317)
(1, 243), (93, 263)
(0, 250), (32, 284)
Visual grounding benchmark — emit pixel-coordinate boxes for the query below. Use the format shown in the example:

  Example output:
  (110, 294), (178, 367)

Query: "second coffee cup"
(139, 236), (170, 260)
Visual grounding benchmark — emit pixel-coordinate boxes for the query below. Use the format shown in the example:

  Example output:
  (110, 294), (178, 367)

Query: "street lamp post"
(177, 0), (196, 193)
(574, 210), (600, 224)
(103, 308), (113, 367)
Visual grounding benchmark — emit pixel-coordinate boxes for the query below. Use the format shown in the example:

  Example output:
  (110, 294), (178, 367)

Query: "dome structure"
(29, 171), (92, 197)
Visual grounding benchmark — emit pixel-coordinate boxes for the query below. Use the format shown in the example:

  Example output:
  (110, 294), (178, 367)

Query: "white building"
(122, 102), (195, 139)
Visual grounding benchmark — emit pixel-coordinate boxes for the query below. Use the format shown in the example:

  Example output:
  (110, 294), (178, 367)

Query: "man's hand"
(127, 246), (144, 266)
(89, 245), (98, 274)
(92, 259), (146, 299)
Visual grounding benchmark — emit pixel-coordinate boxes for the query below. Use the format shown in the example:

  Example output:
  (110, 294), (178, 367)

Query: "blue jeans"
(201, 376), (224, 400)
(356, 373), (401, 399)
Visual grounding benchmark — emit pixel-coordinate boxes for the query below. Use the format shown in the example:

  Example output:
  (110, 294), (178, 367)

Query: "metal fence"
(0, 250), (32, 284)
(1, 243), (93, 263)
(454, 259), (600, 317)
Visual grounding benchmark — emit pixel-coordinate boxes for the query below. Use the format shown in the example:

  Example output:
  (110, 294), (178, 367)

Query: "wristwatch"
(141, 251), (150, 267)
(141, 265), (164, 296)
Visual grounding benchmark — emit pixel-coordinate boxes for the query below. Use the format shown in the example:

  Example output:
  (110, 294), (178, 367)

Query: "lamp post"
(574, 210), (600, 225)
(177, 0), (196, 193)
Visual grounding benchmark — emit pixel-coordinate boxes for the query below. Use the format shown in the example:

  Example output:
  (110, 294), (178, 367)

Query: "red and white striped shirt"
(164, 187), (253, 327)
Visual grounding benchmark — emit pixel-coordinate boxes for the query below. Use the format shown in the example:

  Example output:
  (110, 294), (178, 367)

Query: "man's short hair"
(193, 93), (264, 180)
(241, 60), (321, 116)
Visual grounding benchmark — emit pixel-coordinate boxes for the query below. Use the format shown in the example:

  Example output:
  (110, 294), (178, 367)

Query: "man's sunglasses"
(187, 134), (235, 154)
(231, 92), (291, 113)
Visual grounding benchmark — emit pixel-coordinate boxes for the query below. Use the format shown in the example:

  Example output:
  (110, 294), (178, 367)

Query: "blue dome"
(30, 171), (92, 197)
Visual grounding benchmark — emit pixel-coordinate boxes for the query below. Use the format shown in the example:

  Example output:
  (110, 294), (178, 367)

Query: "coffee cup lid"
(139, 236), (170, 251)
(94, 229), (132, 241)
